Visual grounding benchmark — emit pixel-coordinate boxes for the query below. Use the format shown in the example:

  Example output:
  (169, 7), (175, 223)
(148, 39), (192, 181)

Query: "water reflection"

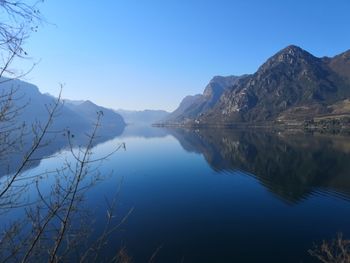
(119, 124), (170, 139)
(0, 125), (125, 176)
(168, 128), (350, 203)
(4, 123), (350, 205)
(2, 125), (350, 262)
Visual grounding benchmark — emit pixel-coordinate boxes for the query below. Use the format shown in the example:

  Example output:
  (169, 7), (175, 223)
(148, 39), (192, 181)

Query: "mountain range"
(0, 78), (126, 141)
(116, 109), (169, 125)
(162, 45), (350, 127)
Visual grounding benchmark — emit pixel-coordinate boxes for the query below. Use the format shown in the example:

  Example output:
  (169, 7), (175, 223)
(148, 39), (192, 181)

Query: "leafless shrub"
(0, 103), (128, 262)
(0, 2), (139, 262)
(0, 0), (43, 79)
(0, 0), (43, 172)
(114, 247), (133, 263)
(309, 233), (350, 263)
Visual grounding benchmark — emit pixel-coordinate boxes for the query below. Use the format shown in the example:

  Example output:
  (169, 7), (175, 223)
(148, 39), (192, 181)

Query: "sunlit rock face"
(165, 45), (350, 125)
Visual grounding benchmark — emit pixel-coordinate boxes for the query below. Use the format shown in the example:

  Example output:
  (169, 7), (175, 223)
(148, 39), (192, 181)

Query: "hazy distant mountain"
(163, 75), (246, 123)
(116, 109), (169, 125)
(65, 100), (126, 130)
(164, 45), (350, 126)
(0, 78), (126, 135)
(0, 78), (89, 133)
(63, 98), (86, 105)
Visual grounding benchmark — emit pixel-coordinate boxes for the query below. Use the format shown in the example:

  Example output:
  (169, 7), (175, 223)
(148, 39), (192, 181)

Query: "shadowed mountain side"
(167, 128), (350, 203)
(64, 100), (126, 133)
(1, 78), (90, 133)
(163, 75), (246, 123)
(162, 94), (203, 122)
(0, 78), (126, 135)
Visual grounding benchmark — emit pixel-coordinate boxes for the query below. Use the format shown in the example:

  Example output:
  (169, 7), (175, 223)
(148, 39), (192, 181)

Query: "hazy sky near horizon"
(15, 0), (350, 111)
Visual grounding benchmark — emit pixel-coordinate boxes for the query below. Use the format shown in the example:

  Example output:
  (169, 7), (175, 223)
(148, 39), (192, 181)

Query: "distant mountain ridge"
(116, 109), (169, 125)
(162, 45), (350, 127)
(65, 99), (126, 130)
(0, 78), (126, 135)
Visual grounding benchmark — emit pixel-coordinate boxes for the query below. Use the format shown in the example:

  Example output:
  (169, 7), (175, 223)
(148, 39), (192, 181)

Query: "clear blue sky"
(16, 0), (350, 111)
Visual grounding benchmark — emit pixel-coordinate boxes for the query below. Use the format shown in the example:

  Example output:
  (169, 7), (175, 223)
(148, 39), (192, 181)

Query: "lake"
(2, 125), (350, 262)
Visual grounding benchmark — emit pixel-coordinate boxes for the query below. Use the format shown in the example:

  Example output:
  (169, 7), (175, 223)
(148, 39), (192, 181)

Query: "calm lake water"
(2, 126), (350, 262)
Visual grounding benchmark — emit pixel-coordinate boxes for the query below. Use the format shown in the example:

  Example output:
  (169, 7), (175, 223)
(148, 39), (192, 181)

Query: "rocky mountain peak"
(282, 44), (306, 53)
(279, 45), (312, 58)
(258, 45), (317, 72)
(253, 45), (324, 85)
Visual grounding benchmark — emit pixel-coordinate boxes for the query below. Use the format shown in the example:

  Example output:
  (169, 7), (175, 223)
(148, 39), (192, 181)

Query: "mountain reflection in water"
(168, 128), (350, 204)
(2, 125), (350, 262)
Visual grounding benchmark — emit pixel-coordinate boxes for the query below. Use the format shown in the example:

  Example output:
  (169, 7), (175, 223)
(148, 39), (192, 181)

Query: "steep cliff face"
(202, 75), (246, 104)
(164, 75), (245, 123)
(164, 94), (204, 122)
